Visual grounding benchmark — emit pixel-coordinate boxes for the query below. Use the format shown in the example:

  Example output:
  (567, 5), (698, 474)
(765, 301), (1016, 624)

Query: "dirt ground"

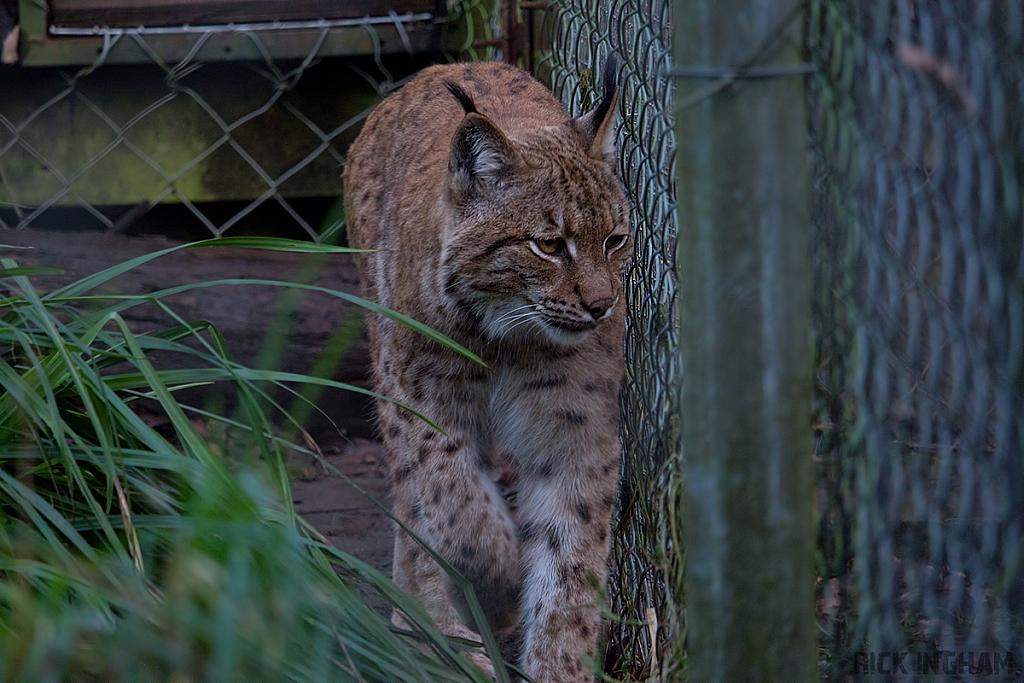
(291, 438), (394, 579)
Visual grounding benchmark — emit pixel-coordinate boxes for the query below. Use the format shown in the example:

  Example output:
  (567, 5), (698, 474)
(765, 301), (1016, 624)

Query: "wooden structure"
(49, 1), (436, 29)
(15, 0), (442, 66)
(0, 227), (375, 436)
(0, 0), (449, 228)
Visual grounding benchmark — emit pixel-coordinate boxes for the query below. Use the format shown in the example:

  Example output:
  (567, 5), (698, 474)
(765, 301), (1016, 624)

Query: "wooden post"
(673, 1), (815, 681)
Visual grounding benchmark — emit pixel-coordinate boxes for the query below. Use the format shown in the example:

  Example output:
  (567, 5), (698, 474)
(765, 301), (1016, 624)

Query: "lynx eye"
(536, 237), (566, 256)
(604, 234), (628, 253)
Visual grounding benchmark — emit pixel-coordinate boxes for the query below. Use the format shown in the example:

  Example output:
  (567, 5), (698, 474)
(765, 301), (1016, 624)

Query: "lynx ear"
(449, 113), (519, 202)
(569, 54), (621, 164)
(446, 77), (518, 202)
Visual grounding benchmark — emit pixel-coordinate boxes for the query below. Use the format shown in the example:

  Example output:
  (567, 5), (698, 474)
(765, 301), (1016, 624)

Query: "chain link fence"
(809, 2), (1024, 680)
(6, 0), (1023, 680)
(537, 1), (679, 679)
(539, 1), (1024, 681)
(0, 1), (498, 238)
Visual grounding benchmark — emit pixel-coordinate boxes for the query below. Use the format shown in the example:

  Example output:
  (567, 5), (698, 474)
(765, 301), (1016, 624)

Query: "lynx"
(343, 57), (630, 682)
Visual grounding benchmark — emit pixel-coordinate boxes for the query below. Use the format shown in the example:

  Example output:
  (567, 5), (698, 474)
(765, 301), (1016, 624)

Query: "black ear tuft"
(567, 53), (621, 163)
(445, 81), (478, 115)
(588, 53), (620, 138)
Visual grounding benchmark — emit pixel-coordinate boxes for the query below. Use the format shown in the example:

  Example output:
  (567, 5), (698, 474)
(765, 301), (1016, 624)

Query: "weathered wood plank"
(0, 228), (377, 436)
(49, 0), (437, 28)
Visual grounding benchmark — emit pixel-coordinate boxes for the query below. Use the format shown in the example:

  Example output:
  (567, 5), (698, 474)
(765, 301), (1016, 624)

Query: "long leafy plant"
(0, 237), (500, 683)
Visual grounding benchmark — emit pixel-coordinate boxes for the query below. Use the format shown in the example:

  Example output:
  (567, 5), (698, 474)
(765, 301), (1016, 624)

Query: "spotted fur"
(343, 58), (630, 683)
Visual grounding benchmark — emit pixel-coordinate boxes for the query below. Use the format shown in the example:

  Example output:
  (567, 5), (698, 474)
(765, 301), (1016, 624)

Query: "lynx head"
(439, 57), (631, 346)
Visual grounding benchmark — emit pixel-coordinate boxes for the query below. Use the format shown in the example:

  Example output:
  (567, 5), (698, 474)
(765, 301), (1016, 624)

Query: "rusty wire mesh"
(0, 2), (498, 238)
(809, 2), (1024, 680)
(537, 1), (680, 679)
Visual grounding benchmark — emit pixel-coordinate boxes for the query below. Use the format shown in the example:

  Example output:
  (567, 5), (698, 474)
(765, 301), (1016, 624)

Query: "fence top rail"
(48, 13), (436, 38)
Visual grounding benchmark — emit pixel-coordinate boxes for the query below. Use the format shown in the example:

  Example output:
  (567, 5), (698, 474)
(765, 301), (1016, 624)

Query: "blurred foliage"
(441, 0), (501, 62)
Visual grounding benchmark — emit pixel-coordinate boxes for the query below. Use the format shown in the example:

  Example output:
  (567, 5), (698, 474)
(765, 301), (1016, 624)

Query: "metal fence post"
(674, 1), (814, 681)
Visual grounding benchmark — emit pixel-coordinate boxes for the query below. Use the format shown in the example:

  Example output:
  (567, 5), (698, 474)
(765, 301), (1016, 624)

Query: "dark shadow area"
(1, 197), (340, 242)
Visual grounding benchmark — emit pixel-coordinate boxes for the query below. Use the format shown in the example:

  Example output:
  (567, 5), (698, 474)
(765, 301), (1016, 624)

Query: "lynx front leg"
(497, 367), (622, 683)
(516, 449), (619, 682)
(383, 392), (521, 638)
(391, 531), (498, 677)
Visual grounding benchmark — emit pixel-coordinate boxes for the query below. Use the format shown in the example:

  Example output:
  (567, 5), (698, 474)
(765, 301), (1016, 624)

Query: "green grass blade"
(47, 237), (366, 300)
(0, 469), (100, 562)
(50, 279), (485, 366)
(104, 367), (443, 431)
(109, 315), (227, 481)
(285, 311), (364, 433)
(0, 264), (132, 561)
(0, 267), (64, 278)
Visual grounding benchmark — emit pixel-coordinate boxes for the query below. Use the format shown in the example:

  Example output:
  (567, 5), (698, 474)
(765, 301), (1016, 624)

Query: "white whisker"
(500, 313), (541, 340)
(492, 303), (539, 327)
(499, 311), (540, 328)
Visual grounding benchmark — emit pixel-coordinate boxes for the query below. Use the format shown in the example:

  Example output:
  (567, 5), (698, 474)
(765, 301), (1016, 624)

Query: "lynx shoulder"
(343, 58), (630, 683)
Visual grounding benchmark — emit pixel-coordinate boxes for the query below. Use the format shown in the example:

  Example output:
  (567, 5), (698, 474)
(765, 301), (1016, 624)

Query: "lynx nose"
(584, 297), (614, 320)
